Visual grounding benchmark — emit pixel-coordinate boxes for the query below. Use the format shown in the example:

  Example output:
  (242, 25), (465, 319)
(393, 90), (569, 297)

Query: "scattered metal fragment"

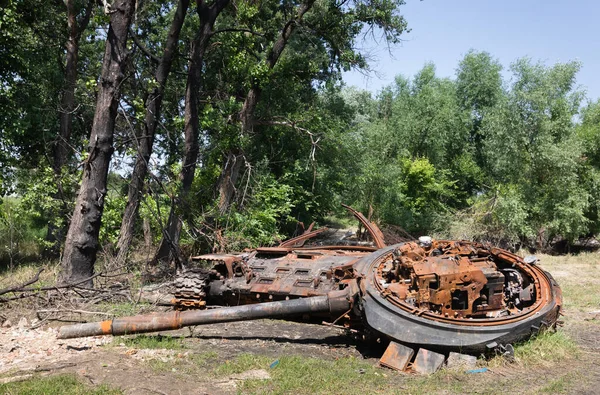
(412, 348), (446, 374)
(58, 205), (563, 374)
(379, 341), (414, 372)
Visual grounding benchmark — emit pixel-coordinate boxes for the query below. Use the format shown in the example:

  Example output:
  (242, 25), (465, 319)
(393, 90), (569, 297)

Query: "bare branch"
(210, 28), (265, 37)
(0, 272), (105, 303)
(129, 30), (161, 63)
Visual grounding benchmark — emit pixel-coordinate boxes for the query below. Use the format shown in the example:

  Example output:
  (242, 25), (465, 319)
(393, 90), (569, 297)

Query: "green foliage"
(379, 157), (455, 234)
(0, 197), (46, 266)
(456, 50), (503, 115)
(345, 65), (465, 234)
(99, 190), (127, 247)
(479, 59), (588, 245)
(343, 55), (597, 246)
(15, 166), (81, 248)
(115, 335), (186, 350)
(449, 185), (535, 245)
(2, 0), (600, 262)
(578, 100), (600, 166)
(138, 192), (173, 244)
(214, 165), (298, 250)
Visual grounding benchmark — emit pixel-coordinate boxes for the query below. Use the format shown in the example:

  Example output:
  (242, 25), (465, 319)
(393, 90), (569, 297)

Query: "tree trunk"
(216, 0), (315, 213)
(45, 0), (94, 257)
(143, 217), (152, 251)
(154, 0), (230, 264)
(114, 0), (190, 264)
(216, 148), (244, 214)
(59, 0), (136, 286)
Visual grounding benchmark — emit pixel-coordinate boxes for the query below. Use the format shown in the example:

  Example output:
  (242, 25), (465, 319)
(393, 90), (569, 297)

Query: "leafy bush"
(215, 169), (297, 251)
(0, 197), (46, 267)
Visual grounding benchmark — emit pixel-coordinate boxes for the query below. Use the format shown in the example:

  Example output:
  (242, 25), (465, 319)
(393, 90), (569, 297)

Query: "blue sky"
(343, 0), (599, 102)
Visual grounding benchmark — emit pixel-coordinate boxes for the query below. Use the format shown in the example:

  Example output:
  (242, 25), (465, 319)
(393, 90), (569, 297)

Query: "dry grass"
(0, 262), (59, 290)
(535, 252), (600, 312)
(0, 374), (121, 394)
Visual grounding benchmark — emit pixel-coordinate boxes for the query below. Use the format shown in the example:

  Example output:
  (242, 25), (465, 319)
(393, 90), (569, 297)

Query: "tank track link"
(173, 268), (210, 310)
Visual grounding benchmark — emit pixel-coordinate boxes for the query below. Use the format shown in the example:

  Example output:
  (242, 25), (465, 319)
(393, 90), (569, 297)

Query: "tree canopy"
(1, 1), (599, 277)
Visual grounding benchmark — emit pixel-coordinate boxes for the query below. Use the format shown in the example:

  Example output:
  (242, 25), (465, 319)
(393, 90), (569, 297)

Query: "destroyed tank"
(58, 205), (563, 372)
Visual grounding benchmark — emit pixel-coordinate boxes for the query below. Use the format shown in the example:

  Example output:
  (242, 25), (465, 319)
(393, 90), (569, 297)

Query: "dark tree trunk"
(216, 0), (315, 213)
(59, 0), (136, 285)
(216, 148), (244, 214)
(154, 0), (230, 264)
(114, 0), (190, 264)
(45, 0), (94, 257)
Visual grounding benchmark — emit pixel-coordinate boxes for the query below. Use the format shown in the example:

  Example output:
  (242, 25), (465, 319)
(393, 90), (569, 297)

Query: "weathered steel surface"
(379, 341), (414, 371)
(278, 226), (328, 248)
(175, 205), (384, 310)
(357, 241), (562, 352)
(412, 348), (446, 374)
(59, 292), (350, 339)
(341, 204), (386, 249)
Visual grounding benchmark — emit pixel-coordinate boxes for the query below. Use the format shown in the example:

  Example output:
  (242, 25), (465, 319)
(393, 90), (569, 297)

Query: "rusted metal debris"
(58, 205), (563, 374)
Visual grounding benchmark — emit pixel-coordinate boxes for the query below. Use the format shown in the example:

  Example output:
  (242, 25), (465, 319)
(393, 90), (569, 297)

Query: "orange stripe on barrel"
(100, 320), (113, 334)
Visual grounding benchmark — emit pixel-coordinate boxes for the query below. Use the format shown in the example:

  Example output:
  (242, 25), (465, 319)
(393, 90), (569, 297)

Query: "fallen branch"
(0, 272), (106, 303)
(36, 309), (113, 316)
(0, 268), (44, 296)
(13, 272), (103, 293)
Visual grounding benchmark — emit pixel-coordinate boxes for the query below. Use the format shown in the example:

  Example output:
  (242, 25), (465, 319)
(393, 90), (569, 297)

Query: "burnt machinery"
(58, 206), (562, 372)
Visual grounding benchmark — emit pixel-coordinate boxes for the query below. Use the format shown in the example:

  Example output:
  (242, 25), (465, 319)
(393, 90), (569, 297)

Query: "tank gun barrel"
(58, 291), (352, 339)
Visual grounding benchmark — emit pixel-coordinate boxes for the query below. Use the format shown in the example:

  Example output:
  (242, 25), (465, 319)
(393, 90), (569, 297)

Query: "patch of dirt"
(0, 319), (366, 394)
(3, 315), (598, 394)
(2, 253), (600, 394)
(184, 320), (369, 361)
(0, 325), (112, 376)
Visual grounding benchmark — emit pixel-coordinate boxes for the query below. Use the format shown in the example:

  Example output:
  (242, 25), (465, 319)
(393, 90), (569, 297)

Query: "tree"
(59, 0), (137, 285)
(215, 0), (317, 214)
(480, 59), (587, 246)
(456, 50), (503, 118)
(455, 50), (503, 169)
(154, 0), (231, 263)
(114, 0), (191, 264)
(578, 99), (600, 167)
(574, 100), (600, 236)
(214, 0), (409, 214)
(345, 64), (466, 233)
(0, 0), (66, 193)
(45, 0), (95, 257)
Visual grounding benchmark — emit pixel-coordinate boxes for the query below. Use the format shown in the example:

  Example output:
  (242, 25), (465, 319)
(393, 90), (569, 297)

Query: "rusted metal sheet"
(341, 204), (386, 249)
(380, 341), (414, 371)
(412, 348), (445, 374)
(278, 227), (329, 248)
(358, 241), (562, 355)
(368, 240), (556, 325)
